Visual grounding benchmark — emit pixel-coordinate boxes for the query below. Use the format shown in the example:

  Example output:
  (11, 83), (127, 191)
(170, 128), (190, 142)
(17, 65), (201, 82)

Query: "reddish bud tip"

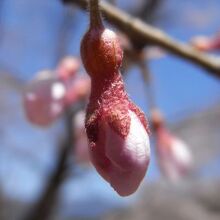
(23, 76), (66, 126)
(81, 28), (123, 78)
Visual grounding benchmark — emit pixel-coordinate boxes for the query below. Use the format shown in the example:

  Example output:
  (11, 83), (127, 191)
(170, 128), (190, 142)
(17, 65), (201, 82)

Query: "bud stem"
(89, 0), (103, 28)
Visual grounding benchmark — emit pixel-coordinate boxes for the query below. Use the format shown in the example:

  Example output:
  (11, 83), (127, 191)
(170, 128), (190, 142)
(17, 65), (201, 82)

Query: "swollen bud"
(151, 109), (193, 182)
(80, 0), (150, 196)
(191, 34), (220, 52)
(23, 73), (66, 126)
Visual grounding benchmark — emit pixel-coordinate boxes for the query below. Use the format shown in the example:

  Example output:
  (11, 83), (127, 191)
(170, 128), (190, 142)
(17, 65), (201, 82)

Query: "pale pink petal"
(104, 111), (150, 196)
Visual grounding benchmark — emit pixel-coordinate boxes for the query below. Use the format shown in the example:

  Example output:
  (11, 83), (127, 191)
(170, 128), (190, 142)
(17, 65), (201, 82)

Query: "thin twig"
(62, 0), (220, 79)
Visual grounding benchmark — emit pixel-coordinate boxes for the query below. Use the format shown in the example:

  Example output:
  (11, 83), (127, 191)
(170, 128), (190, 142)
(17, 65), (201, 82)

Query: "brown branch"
(23, 108), (75, 220)
(62, 0), (220, 79)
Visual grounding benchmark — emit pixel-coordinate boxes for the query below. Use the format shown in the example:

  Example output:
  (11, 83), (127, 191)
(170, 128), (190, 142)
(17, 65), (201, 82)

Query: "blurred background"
(0, 0), (220, 220)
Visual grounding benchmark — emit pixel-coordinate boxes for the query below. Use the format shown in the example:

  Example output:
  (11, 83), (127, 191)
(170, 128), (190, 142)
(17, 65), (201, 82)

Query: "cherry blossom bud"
(56, 56), (80, 81)
(191, 34), (220, 51)
(80, 1), (150, 196)
(151, 110), (193, 182)
(23, 73), (66, 126)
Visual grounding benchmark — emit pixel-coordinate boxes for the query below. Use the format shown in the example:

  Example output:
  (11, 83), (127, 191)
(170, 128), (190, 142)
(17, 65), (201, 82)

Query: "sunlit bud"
(23, 75), (66, 126)
(80, 0), (150, 196)
(56, 56), (80, 81)
(151, 109), (193, 182)
(88, 109), (150, 196)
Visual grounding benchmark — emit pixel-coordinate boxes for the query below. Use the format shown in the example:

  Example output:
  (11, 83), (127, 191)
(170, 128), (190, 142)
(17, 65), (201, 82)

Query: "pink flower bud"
(89, 109), (150, 196)
(151, 110), (193, 182)
(83, 73), (150, 196)
(80, 2), (150, 196)
(23, 73), (66, 126)
(191, 34), (220, 51)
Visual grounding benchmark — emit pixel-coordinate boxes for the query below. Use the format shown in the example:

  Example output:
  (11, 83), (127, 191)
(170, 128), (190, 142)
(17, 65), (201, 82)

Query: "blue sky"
(0, 0), (220, 217)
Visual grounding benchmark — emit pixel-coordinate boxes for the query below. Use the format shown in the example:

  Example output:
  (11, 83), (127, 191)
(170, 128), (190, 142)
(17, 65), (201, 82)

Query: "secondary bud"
(151, 109), (193, 182)
(23, 73), (66, 126)
(191, 34), (220, 51)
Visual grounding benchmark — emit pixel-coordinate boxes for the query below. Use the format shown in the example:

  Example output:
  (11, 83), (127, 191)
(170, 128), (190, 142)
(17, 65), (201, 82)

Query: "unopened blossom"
(151, 109), (193, 182)
(191, 33), (220, 51)
(80, 1), (150, 196)
(23, 73), (66, 126)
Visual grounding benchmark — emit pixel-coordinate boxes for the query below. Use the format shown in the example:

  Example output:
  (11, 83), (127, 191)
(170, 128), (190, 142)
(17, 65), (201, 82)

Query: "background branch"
(23, 108), (75, 220)
(62, 0), (220, 79)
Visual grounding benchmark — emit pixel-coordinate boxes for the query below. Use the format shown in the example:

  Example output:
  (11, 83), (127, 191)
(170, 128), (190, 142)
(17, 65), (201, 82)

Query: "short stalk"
(89, 0), (103, 28)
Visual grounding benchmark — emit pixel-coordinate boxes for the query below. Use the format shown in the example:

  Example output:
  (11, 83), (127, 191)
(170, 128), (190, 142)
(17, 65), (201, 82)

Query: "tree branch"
(62, 0), (220, 79)
(23, 108), (75, 220)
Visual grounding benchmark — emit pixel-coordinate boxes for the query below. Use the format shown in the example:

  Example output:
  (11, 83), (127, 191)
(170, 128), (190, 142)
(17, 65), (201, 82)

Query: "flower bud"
(90, 110), (150, 196)
(151, 109), (193, 181)
(80, 1), (150, 196)
(191, 34), (220, 51)
(23, 74), (66, 126)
